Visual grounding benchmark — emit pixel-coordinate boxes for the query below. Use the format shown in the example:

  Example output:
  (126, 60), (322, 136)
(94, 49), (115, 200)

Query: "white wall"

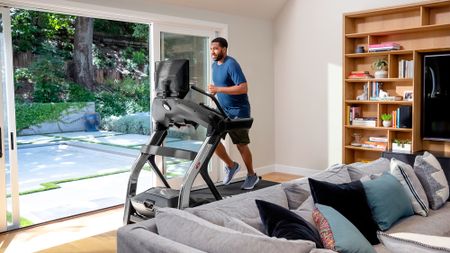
(273, 0), (425, 170)
(63, 0), (276, 169)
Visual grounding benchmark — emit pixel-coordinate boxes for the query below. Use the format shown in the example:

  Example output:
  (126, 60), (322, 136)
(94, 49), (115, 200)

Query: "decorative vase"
(382, 120), (392, 127)
(375, 70), (388, 78)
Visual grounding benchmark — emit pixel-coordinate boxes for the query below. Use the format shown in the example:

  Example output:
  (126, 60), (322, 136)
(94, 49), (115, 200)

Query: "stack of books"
(399, 59), (414, 78)
(360, 136), (388, 150)
(346, 106), (362, 125)
(368, 42), (401, 52)
(352, 117), (377, 127)
(348, 71), (374, 79)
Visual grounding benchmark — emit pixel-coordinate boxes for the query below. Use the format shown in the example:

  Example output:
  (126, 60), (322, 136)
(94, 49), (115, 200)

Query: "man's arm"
(208, 82), (248, 95)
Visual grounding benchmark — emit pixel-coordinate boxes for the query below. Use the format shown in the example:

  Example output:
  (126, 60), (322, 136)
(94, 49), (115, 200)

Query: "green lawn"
(7, 212), (33, 226)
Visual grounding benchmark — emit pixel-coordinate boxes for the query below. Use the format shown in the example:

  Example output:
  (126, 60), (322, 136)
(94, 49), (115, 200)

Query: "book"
(369, 136), (388, 142)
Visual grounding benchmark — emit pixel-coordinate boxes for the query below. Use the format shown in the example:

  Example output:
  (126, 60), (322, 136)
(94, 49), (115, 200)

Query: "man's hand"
(208, 84), (219, 95)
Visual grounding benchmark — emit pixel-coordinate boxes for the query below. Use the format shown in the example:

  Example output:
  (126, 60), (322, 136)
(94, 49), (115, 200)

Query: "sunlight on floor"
(0, 207), (123, 253)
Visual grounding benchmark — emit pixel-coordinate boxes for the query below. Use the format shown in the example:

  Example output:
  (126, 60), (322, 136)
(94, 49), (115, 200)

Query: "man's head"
(210, 37), (228, 62)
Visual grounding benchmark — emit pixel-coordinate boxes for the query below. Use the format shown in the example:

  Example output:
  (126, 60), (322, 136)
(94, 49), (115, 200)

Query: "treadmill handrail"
(190, 85), (227, 117)
(141, 145), (198, 160)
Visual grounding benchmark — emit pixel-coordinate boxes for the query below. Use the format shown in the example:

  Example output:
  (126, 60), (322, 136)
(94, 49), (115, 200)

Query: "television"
(155, 59), (189, 99)
(422, 53), (450, 141)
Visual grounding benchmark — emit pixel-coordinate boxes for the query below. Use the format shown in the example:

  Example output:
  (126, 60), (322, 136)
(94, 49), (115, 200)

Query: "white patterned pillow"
(390, 158), (429, 216)
(378, 231), (450, 253)
(414, 152), (449, 210)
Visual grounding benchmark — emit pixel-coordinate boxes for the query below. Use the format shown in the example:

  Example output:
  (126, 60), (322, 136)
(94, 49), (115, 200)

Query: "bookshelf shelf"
(345, 78), (412, 82)
(345, 100), (413, 105)
(345, 23), (450, 38)
(343, 0), (450, 163)
(345, 125), (412, 132)
(344, 145), (385, 152)
(345, 50), (414, 58)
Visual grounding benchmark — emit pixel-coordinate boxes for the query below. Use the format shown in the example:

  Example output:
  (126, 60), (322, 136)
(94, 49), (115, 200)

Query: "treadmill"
(123, 59), (253, 224)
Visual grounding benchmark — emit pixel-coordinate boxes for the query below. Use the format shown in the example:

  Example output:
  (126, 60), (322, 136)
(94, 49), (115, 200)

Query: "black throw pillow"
(255, 199), (323, 248)
(308, 178), (379, 245)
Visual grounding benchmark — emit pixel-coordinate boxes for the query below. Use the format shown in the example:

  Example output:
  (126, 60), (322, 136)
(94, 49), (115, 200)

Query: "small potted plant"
(392, 139), (412, 152)
(381, 113), (392, 127)
(372, 59), (388, 78)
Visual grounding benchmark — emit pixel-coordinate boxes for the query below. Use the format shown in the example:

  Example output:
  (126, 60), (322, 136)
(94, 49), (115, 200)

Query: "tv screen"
(422, 53), (450, 141)
(155, 59), (189, 99)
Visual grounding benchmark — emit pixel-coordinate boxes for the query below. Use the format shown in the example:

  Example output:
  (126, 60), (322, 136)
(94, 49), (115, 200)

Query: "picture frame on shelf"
(403, 91), (413, 101)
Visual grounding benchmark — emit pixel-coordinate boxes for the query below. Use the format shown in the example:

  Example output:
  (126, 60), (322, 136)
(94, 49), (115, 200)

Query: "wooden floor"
(0, 172), (300, 253)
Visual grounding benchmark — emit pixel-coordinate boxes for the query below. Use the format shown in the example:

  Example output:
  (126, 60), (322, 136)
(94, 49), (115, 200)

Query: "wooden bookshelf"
(343, 0), (450, 163)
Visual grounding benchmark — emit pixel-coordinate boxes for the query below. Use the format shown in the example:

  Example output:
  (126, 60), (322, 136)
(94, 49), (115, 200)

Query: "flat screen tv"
(155, 59), (189, 99)
(422, 53), (450, 141)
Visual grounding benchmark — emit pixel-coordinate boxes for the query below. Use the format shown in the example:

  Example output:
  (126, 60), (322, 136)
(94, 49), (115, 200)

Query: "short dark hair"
(211, 37), (228, 48)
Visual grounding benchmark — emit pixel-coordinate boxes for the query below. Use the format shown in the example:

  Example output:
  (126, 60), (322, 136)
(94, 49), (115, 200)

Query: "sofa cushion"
(255, 199), (323, 247)
(313, 204), (376, 253)
(388, 203), (450, 236)
(362, 173), (414, 231)
(187, 184), (287, 232)
(347, 158), (390, 181)
(309, 178), (379, 245)
(414, 151), (450, 210)
(155, 207), (316, 253)
(282, 164), (351, 209)
(223, 216), (265, 236)
(378, 232), (450, 253)
(390, 158), (429, 216)
(117, 219), (206, 253)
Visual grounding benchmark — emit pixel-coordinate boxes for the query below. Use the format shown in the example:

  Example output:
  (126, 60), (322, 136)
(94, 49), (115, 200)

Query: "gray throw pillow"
(390, 158), (429, 216)
(347, 158), (390, 181)
(414, 152), (449, 210)
(155, 208), (316, 253)
(223, 216), (266, 236)
(282, 164), (351, 209)
(292, 196), (315, 227)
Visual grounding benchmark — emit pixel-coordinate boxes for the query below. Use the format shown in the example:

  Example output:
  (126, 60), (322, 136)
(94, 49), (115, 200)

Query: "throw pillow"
(347, 157), (390, 181)
(155, 207), (316, 253)
(223, 216), (266, 236)
(390, 158), (429, 216)
(255, 199), (323, 248)
(292, 196), (316, 227)
(378, 231), (450, 253)
(362, 173), (414, 231)
(308, 178), (379, 244)
(313, 204), (376, 253)
(282, 164), (351, 209)
(414, 151), (449, 210)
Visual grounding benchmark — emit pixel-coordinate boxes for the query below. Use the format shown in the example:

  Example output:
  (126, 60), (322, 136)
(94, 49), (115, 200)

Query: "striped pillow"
(390, 158), (429, 216)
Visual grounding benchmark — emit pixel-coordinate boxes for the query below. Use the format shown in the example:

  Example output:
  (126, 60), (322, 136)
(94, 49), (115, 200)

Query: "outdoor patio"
(7, 130), (202, 225)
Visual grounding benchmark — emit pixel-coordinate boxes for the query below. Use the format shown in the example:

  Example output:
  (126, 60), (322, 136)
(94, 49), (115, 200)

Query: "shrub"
(101, 112), (151, 135)
(67, 82), (95, 102)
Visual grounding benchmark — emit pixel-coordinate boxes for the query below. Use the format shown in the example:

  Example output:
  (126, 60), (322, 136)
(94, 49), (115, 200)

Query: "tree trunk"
(73, 17), (95, 90)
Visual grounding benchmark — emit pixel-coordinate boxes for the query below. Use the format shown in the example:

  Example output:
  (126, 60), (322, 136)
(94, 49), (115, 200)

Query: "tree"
(73, 16), (95, 90)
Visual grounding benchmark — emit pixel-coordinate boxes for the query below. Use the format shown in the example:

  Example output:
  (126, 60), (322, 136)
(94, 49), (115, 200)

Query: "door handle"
(10, 132), (14, 150)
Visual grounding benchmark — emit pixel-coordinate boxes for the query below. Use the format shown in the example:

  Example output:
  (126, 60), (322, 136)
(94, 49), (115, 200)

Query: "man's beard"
(214, 52), (224, 61)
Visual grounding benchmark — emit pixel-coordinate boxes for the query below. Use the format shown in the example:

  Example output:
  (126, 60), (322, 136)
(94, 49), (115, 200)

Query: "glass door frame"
(0, 7), (20, 231)
(151, 23), (222, 188)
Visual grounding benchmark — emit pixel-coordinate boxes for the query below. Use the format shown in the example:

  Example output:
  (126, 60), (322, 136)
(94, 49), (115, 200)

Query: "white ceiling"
(142, 0), (288, 20)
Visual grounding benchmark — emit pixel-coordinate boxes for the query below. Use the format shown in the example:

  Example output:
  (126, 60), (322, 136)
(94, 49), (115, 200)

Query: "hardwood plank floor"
(0, 172), (300, 253)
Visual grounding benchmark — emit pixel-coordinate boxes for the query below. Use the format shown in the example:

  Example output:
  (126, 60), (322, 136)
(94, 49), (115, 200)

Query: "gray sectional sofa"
(117, 158), (450, 253)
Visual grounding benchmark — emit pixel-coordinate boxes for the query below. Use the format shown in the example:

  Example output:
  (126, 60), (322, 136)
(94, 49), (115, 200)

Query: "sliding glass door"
(152, 24), (220, 188)
(0, 7), (20, 231)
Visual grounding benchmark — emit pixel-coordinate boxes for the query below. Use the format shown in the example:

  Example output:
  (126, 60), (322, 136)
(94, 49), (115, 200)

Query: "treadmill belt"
(189, 179), (278, 207)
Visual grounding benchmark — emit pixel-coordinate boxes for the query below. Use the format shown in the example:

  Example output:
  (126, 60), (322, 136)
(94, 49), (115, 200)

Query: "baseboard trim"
(254, 164), (322, 177)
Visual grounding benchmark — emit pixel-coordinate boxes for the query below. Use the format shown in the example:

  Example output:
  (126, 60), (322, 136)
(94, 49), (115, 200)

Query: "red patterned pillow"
(312, 207), (336, 250)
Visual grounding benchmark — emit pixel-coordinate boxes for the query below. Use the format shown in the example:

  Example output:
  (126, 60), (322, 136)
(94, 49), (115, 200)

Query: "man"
(208, 37), (259, 190)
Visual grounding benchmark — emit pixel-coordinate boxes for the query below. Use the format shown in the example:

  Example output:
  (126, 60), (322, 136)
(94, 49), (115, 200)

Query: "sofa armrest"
(117, 222), (206, 253)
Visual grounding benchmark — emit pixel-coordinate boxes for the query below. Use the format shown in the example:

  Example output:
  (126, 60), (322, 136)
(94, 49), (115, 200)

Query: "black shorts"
(227, 128), (250, 145)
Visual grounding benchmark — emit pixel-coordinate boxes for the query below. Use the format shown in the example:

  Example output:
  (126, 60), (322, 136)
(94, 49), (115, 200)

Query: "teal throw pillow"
(362, 173), (414, 231)
(313, 204), (376, 253)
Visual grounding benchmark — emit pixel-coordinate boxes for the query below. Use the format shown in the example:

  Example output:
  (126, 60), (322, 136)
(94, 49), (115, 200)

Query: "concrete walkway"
(7, 130), (202, 225)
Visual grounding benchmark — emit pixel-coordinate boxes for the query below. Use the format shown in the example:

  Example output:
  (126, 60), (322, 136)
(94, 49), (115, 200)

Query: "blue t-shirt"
(212, 56), (250, 118)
